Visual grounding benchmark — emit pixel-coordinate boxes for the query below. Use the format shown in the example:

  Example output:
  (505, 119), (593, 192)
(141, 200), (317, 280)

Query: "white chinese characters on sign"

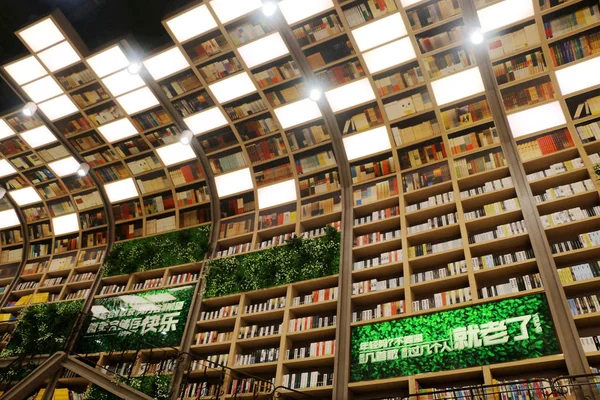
(358, 315), (534, 365)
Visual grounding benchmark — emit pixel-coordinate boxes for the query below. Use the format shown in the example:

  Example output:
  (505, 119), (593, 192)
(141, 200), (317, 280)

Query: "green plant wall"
(103, 225), (210, 277)
(204, 227), (340, 298)
(1, 300), (82, 358)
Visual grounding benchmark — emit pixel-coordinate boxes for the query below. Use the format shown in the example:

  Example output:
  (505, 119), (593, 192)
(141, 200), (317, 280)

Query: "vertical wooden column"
(458, 0), (593, 383)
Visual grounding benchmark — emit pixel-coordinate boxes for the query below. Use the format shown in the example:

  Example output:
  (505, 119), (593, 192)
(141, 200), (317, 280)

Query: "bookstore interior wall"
(2, 0), (600, 398)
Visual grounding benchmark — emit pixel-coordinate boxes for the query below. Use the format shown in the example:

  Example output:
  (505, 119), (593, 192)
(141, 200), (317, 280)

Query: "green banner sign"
(77, 286), (195, 353)
(350, 294), (560, 382)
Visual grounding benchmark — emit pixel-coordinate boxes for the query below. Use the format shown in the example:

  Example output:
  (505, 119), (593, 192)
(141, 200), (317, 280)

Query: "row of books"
(0, 248), (19, 263)
(239, 324), (281, 340)
(574, 94), (600, 120)
(169, 162), (205, 186)
(43, 277), (65, 287)
(526, 157), (584, 182)
(407, 0), (461, 31)
(354, 177), (398, 205)
(187, 34), (229, 64)
(354, 229), (401, 247)
(193, 354), (228, 370)
(568, 294), (600, 316)
(1, 229), (23, 246)
(410, 260), (468, 284)
(413, 287), (472, 311)
(136, 175), (169, 194)
(146, 126), (179, 148)
(133, 109), (172, 131)
(199, 57), (243, 83)
(288, 315), (336, 332)
(180, 382), (220, 399)
(441, 99), (493, 130)
(543, 3), (600, 40)
(408, 211), (457, 234)
(424, 48), (475, 80)
(200, 305), (239, 321)
(557, 260), (600, 283)
(541, 206), (600, 228)
(72, 86), (109, 108)
(502, 80), (555, 111)
(60, 116), (93, 136)
(131, 277), (163, 291)
(22, 260), (48, 276)
(161, 72), (201, 99)
(95, 164), (129, 183)
(576, 120), (600, 145)
(229, 378), (274, 396)
(253, 60), (301, 88)
(167, 272), (199, 286)
(472, 249), (535, 270)
(113, 200), (142, 221)
(418, 25), (464, 54)
(488, 24), (540, 61)
(306, 40), (355, 70)
(353, 249), (403, 271)
(301, 171), (340, 198)
(304, 221), (341, 239)
(406, 191), (454, 213)
(287, 124), (328, 152)
(316, 58), (365, 88)
(469, 220), (527, 244)
(292, 287), (338, 306)
(408, 238), (462, 259)
(57, 68), (95, 91)
(219, 217), (253, 239)
(228, 20), (270, 46)
(352, 276), (404, 295)
(293, 13), (343, 47)
(238, 117), (278, 141)
(87, 105), (124, 126)
(282, 371), (333, 390)
(548, 30), (600, 67)
(99, 284), (126, 296)
(453, 150), (507, 178)
(265, 83), (305, 107)
(535, 179), (595, 204)
(14, 281), (37, 291)
(127, 154), (162, 175)
(28, 223), (51, 240)
(224, 99), (267, 121)
(352, 301), (405, 322)
(342, 106), (383, 134)
(343, 0), (397, 28)
(464, 198), (520, 220)
(400, 141), (446, 170)
(70, 272), (95, 283)
(296, 150), (336, 175)
(180, 207), (210, 227)
(385, 91), (433, 122)
(246, 136), (287, 163)
(209, 151), (246, 173)
(64, 288), (91, 300)
(287, 340), (335, 360)
(480, 273), (543, 298)
(176, 187), (210, 207)
(145, 215), (176, 235)
(38, 144), (70, 162)
(69, 132), (103, 152)
(235, 347), (279, 366)
(376, 66), (423, 99)
(392, 119), (440, 150)
(173, 93), (211, 117)
(402, 163), (451, 192)
(215, 241), (252, 258)
(448, 127), (499, 155)
(245, 296), (286, 314)
(301, 196), (341, 218)
(580, 336), (600, 352)
(139, 358), (177, 376)
(355, 205), (399, 226)
(493, 50), (547, 86)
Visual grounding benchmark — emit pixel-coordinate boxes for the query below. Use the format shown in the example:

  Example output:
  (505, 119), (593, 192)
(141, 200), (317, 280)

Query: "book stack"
(541, 206), (600, 228)
(238, 117), (278, 140)
(448, 127), (499, 155)
(354, 229), (401, 247)
(407, 0), (461, 30)
(353, 176), (399, 205)
(441, 99), (492, 130)
(246, 296), (286, 314)
(351, 156), (395, 184)
(195, 330), (233, 345)
(209, 152), (246, 173)
(160, 72), (201, 99)
(200, 305), (239, 321)
(413, 287), (472, 311)
(287, 340), (335, 359)
(409, 238), (462, 258)
(146, 215), (177, 235)
(254, 60), (301, 88)
(354, 205), (399, 226)
(353, 277), (404, 295)
(502, 80), (554, 110)
(472, 249), (535, 270)
(487, 24), (540, 60)
(235, 347), (280, 366)
(146, 126), (180, 147)
(288, 315), (336, 332)
(408, 211), (458, 234)
(480, 274), (542, 298)
(557, 260), (600, 282)
(352, 301), (405, 322)
(402, 163), (451, 192)
(418, 25), (464, 53)
(549, 30), (600, 66)
(464, 198), (520, 220)
(411, 260), (467, 283)
(353, 249), (403, 271)
(219, 217), (253, 238)
(342, 106), (383, 134)
(224, 99), (267, 121)
(57, 68), (95, 90)
(493, 50), (546, 85)
(399, 140), (446, 169)
(246, 136), (287, 163)
(239, 324), (281, 339)
(375, 66), (424, 97)
(316, 59), (365, 88)
(301, 196), (341, 218)
(384, 92), (433, 122)
(188, 34), (229, 64)
(406, 191), (454, 213)
(544, 3), (600, 39)
(469, 220), (527, 244)
(343, 0), (397, 27)
(527, 157), (584, 181)
(453, 150), (506, 178)
(517, 129), (574, 161)
(535, 179), (595, 204)
(228, 20), (271, 45)
(293, 13), (344, 47)
(424, 48), (475, 79)
(282, 372), (333, 389)
(568, 294), (600, 316)
(72, 86), (109, 108)
(199, 56), (243, 83)
(293, 287), (338, 306)
(136, 175), (169, 194)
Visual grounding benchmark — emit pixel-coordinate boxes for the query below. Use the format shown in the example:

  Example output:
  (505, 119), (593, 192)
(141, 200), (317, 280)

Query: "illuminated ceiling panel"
(87, 45), (130, 78)
(18, 18), (64, 52)
(4, 56), (47, 85)
(166, 4), (218, 42)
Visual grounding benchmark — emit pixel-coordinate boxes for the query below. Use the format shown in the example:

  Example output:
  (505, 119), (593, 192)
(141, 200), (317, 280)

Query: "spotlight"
(470, 29), (484, 45)
(22, 102), (37, 117)
(77, 163), (90, 177)
(309, 88), (322, 102)
(127, 61), (143, 75)
(262, 1), (277, 16)
(0, 187), (5, 200)
(180, 130), (194, 145)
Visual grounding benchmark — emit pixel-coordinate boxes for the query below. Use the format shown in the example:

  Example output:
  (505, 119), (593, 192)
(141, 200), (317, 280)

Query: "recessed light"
(52, 213), (79, 235)
(343, 126), (391, 161)
(87, 45), (131, 78)
(156, 142), (197, 166)
(278, 0), (334, 25)
(209, 72), (256, 103)
(257, 179), (296, 209)
(214, 168), (254, 197)
(37, 41), (81, 72)
(143, 47), (189, 81)
(0, 160), (17, 178)
(507, 101), (566, 137)
(478, 0), (535, 33)
(4, 56), (47, 85)
(184, 107), (229, 135)
(20, 125), (57, 148)
(98, 118), (139, 143)
(556, 56), (600, 96)
(237, 33), (289, 69)
(274, 99), (323, 129)
(166, 4), (218, 43)
(0, 209), (19, 228)
(9, 186), (43, 206)
(18, 18), (64, 52)
(363, 38), (416, 74)
(22, 76), (63, 103)
(48, 156), (81, 177)
(209, 0), (263, 24)
(38, 95), (79, 121)
(431, 68), (485, 106)
(104, 178), (139, 203)
(325, 78), (375, 112)
(115, 87), (160, 115)
(351, 13), (407, 52)
(101, 69), (146, 97)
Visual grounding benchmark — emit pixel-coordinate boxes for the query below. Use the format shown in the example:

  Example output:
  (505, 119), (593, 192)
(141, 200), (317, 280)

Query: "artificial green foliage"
(84, 375), (171, 400)
(204, 227), (340, 298)
(76, 286), (194, 353)
(350, 294), (560, 382)
(103, 225), (210, 277)
(1, 300), (82, 358)
(594, 164), (600, 180)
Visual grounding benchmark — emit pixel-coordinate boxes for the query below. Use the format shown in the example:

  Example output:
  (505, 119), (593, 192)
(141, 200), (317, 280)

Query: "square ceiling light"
(4, 56), (47, 85)
(184, 107), (229, 134)
(0, 160), (17, 177)
(352, 13), (407, 52)
(144, 47), (189, 81)
(478, 0), (535, 33)
(166, 4), (218, 43)
(0, 120), (15, 139)
(325, 78), (376, 113)
(156, 142), (197, 166)
(87, 45), (130, 78)
(104, 178), (139, 203)
(343, 126), (391, 161)
(98, 118), (139, 143)
(22, 76), (63, 103)
(20, 125), (57, 148)
(9, 186), (42, 206)
(209, 72), (256, 103)
(0, 209), (20, 229)
(52, 213), (79, 235)
(116, 87), (160, 115)
(48, 156), (80, 177)
(214, 168), (254, 197)
(38, 95), (78, 121)
(18, 18), (64, 52)
(209, 0), (263, 24)
(274, 99), (323, 129)
(238, 33), (289, 69)
(257, 179), (297, 209)
(102, 69), (146, 97)
(278, 0), (334, 26)
(507, 101), (566, 137)
(556, 56), (600, 96)
(400, 0), (423, 6)
(431, 68), (485, 106)
(363, 38), (416, 74)
(37, 41), (81, 72)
